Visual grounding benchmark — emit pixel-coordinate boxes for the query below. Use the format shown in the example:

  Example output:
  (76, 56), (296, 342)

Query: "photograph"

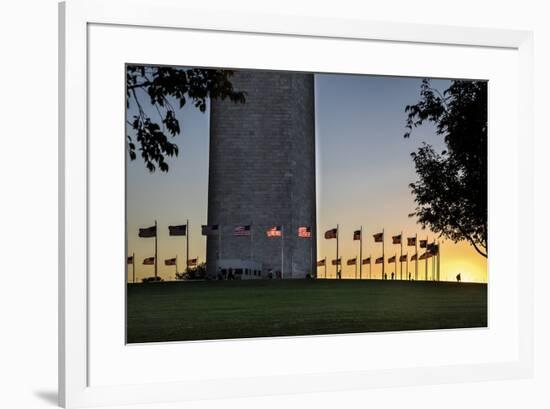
(125, 64), (488, 343)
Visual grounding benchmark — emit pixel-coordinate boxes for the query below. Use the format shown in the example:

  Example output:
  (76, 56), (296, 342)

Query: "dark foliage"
(141, 276), (163, 283)
(405, 79), (487, 257)
(175, 262), (207, 280)
(127, 65), (246, 172)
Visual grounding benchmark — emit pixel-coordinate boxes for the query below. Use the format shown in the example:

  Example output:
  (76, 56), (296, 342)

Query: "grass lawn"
(126, 279), (487, 343)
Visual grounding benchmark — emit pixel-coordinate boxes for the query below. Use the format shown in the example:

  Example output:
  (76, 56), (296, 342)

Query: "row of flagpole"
(128, 221), (440, 282)
(319, 227), (441, 281)
(127, 220), (195, 281)
(128, 222), (313, 282)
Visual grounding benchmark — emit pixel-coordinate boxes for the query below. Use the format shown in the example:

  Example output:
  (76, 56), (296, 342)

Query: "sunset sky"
(126, 70), (487, 284)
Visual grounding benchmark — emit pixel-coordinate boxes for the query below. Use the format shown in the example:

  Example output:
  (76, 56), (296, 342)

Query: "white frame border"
(59, 0), (534, 407)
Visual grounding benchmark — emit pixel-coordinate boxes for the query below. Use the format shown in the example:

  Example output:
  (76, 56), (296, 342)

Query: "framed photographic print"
(125, 65), (488, 344)
(59, 0), (534, 407)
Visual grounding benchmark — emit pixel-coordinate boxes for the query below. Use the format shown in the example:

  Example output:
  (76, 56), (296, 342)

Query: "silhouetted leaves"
(405, 80), (487, 258)
(126, 65), (246, 172)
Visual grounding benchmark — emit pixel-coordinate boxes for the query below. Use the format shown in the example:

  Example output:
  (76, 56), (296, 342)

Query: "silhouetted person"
(409, 273), (412, 281)
(456, 273), (461, 282)
(391, 272), (395, 280)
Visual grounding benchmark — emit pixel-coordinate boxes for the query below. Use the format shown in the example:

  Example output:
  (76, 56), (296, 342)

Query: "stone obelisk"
(206, 70), (316, 279)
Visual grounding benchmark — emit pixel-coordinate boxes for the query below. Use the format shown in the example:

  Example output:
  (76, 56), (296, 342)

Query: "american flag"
(419, 252), (429, 260)
(375, 256), (384, 264)
(164, 257), (177, 266)
(392, 234), (402, 244)
(127, 255), (134, 264)
(373, 232), (383, 242)
(353, 230), (361, 240)
(298, 226), (311, 238)
(399, 254), (408, 262)
(143, 257), (155, 265)
(362, 257), (371, 265)
(233, 225), (251, 236)
(419, 239), (428, 248)
(388, 255), (396, 263)
(266, 226), (282, 237)
(138, 225), (156, 238)
(347, 257), (357, 266)
(331, 258), (341, 266)
(325, 228), (337, 239)
(427, 243), (439, 255)
(407, 237), (416, 246)
(316, 259), (326, 267)
(168, 224), (187, 236)
(201, 224), (219, 235)
(410, 253), (418, 261)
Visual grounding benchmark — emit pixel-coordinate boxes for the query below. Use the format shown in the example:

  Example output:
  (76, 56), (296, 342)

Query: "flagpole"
(218, 225), (222, 271)
(406, 253), (409, 280)
(400, 231), (403, 280)
(336, 224), (339, 280)
(432, 241), (437, 281)
(415, 233), (418, 281)
(310, 238), (313, 278)
(355, 259), (357, 279)
(250, 224), (254, 262)
(324, 257), (327, 279)
(437, 242), (441, 281)
(281, 225), (284, 279)
(382, 228), (385, 280)
(132, 252), (135, 283)
(359, 226), (363, 280)
(425, 236), (428, 281)
(394, 254), (397, 279)
(154, 220), (158, 278)
(185, 219), (189, 273)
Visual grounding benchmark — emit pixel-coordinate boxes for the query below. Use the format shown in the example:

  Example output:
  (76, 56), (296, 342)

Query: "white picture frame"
(59, 0), (534, 407)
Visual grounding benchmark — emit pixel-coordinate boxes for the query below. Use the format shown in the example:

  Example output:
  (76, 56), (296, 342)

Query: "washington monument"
(206, 70), (317, 279)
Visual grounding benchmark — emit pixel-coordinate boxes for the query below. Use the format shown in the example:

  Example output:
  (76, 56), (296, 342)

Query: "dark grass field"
(126, 279), (487, 343)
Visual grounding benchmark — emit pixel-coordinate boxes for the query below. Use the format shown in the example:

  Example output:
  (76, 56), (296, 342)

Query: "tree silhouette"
(405, 79), (487, 258)
(126, 65), (246, 172)
(175, 262), (207, 280)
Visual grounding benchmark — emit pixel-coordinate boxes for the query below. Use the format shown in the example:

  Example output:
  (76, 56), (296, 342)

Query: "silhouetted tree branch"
(126, 65), (246, 172)
(405, 79), (487, 257)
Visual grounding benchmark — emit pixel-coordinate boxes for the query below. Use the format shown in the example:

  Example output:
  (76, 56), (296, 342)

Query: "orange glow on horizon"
(317, 235), (487, 283)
